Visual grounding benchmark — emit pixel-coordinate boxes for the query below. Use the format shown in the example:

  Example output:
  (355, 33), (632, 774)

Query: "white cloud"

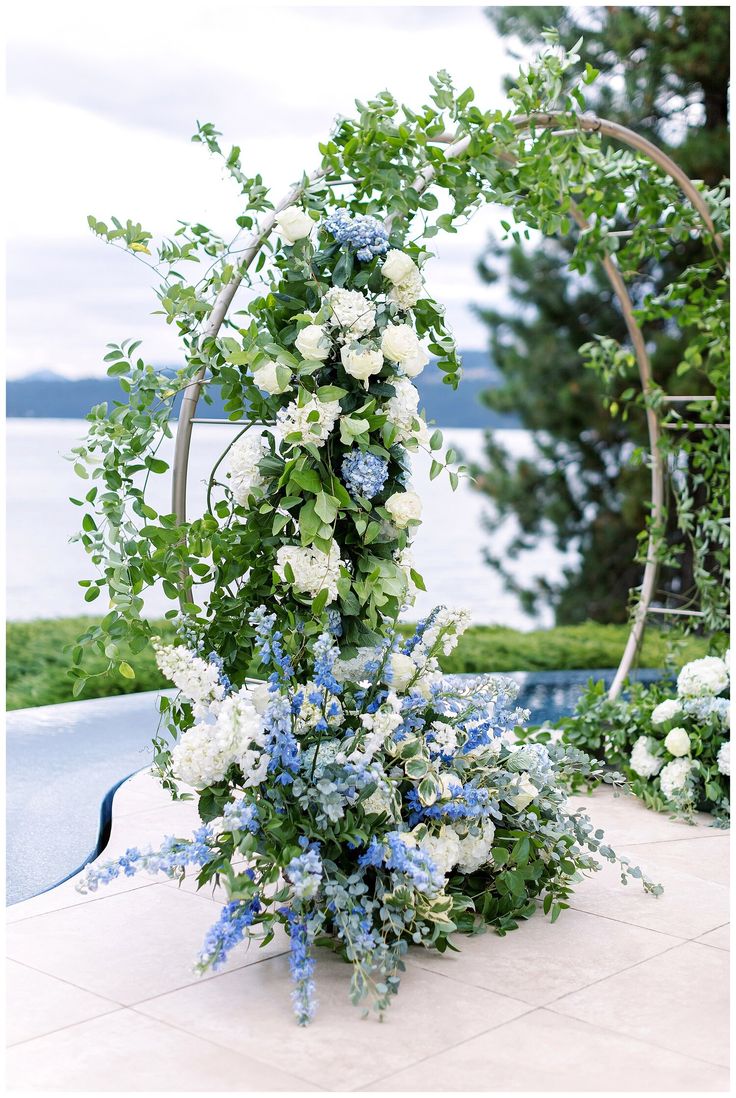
(6, 2), (528, 377)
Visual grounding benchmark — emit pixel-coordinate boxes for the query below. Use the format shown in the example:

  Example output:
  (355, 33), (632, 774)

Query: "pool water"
(6, 670), (660, 905)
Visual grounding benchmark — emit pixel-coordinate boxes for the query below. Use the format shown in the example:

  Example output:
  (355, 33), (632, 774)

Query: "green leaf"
(118, 661), (136, 679)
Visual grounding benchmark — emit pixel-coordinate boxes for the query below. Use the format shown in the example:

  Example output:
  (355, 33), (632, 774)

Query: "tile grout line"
(6, 878), (164, 925)
(6, 1006), (128, 1050)
(126, 949), (293, 1009)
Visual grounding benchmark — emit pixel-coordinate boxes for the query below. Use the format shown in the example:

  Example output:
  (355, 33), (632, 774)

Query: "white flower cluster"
(277, 395), (341, 448)
(384, 376), (430, 446)
(629, 735), (664, 778)
(422, 607), (472, 657)
(295, 683), (344, 732)
(340, 693), (404, 766)
(153, 641), (225, 719)
(429, 721), (458, 757)
(228, 433), (266, 507)
(380, 323), (428, 379)
(171, 688), (268, 790)
(417, 817), (496, 878)
(677, 656), (729, 698)
(381, 249), (425, 312)
(717, 740), (730, 776)
(651, 699), (681, 726)
(325, 287), (376, 339)
(340, 342), (384, 386)
(659, 757), (694, 799)
(276, 542), (343, 602)
(385, 489), (422, 529)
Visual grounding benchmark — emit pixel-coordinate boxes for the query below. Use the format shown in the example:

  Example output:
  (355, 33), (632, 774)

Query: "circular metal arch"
(171, 113), (721, 698)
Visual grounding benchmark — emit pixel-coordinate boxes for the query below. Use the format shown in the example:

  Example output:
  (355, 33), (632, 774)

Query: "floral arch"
(72, 44), (726, 1022)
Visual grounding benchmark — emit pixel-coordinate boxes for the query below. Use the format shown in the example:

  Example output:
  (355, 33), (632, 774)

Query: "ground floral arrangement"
(541, 654), (731, 827)
(67, 43), (709, 1024)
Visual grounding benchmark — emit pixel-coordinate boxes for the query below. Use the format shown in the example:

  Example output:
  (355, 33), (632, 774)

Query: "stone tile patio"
(5, 771), (730, 1092)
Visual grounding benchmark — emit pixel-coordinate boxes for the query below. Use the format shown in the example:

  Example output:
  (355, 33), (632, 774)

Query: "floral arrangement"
(69, 51), (683, 1024)
(535, 654), (730, 826)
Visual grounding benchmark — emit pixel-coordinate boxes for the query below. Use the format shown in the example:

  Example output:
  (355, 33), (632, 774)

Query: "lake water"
(6, 420), (570, 628)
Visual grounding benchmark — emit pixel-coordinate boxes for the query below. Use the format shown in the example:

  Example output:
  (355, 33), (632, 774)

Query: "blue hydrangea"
(341, 448), (389, 500)
(324, 208), (389, 261)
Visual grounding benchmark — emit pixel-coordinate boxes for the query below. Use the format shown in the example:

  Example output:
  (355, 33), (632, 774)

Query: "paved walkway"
(6, 772), (730, 1092)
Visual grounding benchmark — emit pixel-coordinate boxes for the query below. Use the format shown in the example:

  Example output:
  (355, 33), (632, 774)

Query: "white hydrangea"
(651, 699), (681, 726)
(170, 687), (268, 789)
(332, 646), (376, 684)
(277, 395), (341, 448)
(418, 824), (462, 878)
(227, 433), (266, 507)
(276, 542), (343, 603)
(384, 376), (430, 446)
(664, 727), (691, 758)
(717, 740), (730, 776)
(339, 694), (403, 766)
(429, 721), (459, 757)
(659, 757), (694, 800)
(388, 269), (425, 311)
(325, 287), (376, 338)
(152, 640), (224, 719)
(677, 656), (729, 699)
(629, 735), (664, 778)
(362, 783), (398, 820)
(302, 738), (341, 776)
(454, 819), (496, 874)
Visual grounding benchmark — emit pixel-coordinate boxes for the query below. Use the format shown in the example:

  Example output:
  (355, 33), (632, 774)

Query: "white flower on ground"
(659, 757), (695, 799)
(274, 205), (314, 243)
(507, 772), (537, 812)
(677, 656), (729, 698)
(295, 324), (331, 362)
(252, 360), (292, 395)
(388, 269), (425, 312)
(171, 687), (267, 789)
(717, 740), (730, 776)
(277, 395), (341, 448)
(417, 824), (462, 877)
(340, 343), (384, 385)
(152, 640), (224, 719)
(664, 726), (691, 758)
(651, 699), (681, 726)
(385, 489), (422, 528)
(276, 542), (342, 603)
(228, 433), (266, 507)
(325, 287), (376, 338)
(629, 735), (664, 778)
(381, 322), (421, 365)
(381, 249), (418, 285)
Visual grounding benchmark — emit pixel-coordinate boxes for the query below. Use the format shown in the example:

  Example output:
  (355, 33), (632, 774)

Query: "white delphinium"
(170, 687), (267, 790)
(384, 375), (431, 446)
(276, 543), (343, 603)
(228, 433), (266, 507)
(152, 640), (225, 719)
(338, 694), (403, 767)
(277, 394), (341, 448)
(274, 205), (314, 243)
(677, 656), (729, 698)
(663, 727), (691, 757)
(340, 343), (384, 386)
(429, 721), (459, 757)
(385, 489), (422, 528)
(454, 819), (496, 874)
(421, 607), (472, 657)
(659, 757), (695, 799)
(651, 699), (681, 726)
(717, 740), (730, 776)
(325, 287), (376, 338)
(295, 323), (331, 362)
(630, 735), (664, 778)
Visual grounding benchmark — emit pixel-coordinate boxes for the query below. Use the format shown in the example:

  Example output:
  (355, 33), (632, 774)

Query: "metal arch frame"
(171, 112), (720, 698)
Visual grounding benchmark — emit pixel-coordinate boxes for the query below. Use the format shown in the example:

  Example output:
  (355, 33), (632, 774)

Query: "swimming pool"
(6, 670), (660, 905)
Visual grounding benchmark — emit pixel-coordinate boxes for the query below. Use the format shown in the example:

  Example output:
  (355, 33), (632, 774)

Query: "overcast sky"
(7, 2), (531, 379)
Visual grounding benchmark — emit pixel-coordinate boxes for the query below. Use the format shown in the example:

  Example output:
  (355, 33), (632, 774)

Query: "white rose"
(252, 360), (291, 395)
(659, 757), (694, 799)
(381, 322), (421, 365)
(295, 324), (331, 362)
(664, 726), (691, 757)
(385, 490), (422, 528)
(651, 699), (681, 727)
(507, 772), (537, 812)
(401, 345), (429, 379)
(381, 249), (418, 285)
(340, 344), (384, 385)
(717, 741), (730, 777)
(677, 656), (729, 698)
(274, 205), (314, 243)
(390, 652), (416, 692)
(630, 735), (664, 778)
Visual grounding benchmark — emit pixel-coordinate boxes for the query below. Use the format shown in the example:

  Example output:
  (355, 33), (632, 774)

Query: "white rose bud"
(507, 772), (537, 812)
(252, 360), (291, 395)
(381, 249), (418, 285)
(340, 344), (384, 386)
(390, 652), (416, 692)
(385, 490), (422, 528)
(401, 345), (430, 379)
(664, 727), (691, 757)
(381, 322), (421, 365)
(274, 205), (314, 243)
(295, 323), (331, 362)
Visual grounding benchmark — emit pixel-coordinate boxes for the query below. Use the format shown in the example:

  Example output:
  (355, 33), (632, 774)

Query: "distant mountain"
(6, 351), (520, 429)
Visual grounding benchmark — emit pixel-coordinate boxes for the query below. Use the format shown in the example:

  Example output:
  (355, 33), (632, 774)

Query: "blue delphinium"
(286, 843), (323, 900)
(313, 631), (343, 695)
(323, 207), (389, 261)
(222, 798), (259, 834)
(359, 831), (441, 894)
(206, 651), (232, 695)
(77, 825), (216, 892)
(197, 896), (262, 972)
(249, 606), (295, 684)
(341, 448), (389, 500)
(285, 910), (318, 1025)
